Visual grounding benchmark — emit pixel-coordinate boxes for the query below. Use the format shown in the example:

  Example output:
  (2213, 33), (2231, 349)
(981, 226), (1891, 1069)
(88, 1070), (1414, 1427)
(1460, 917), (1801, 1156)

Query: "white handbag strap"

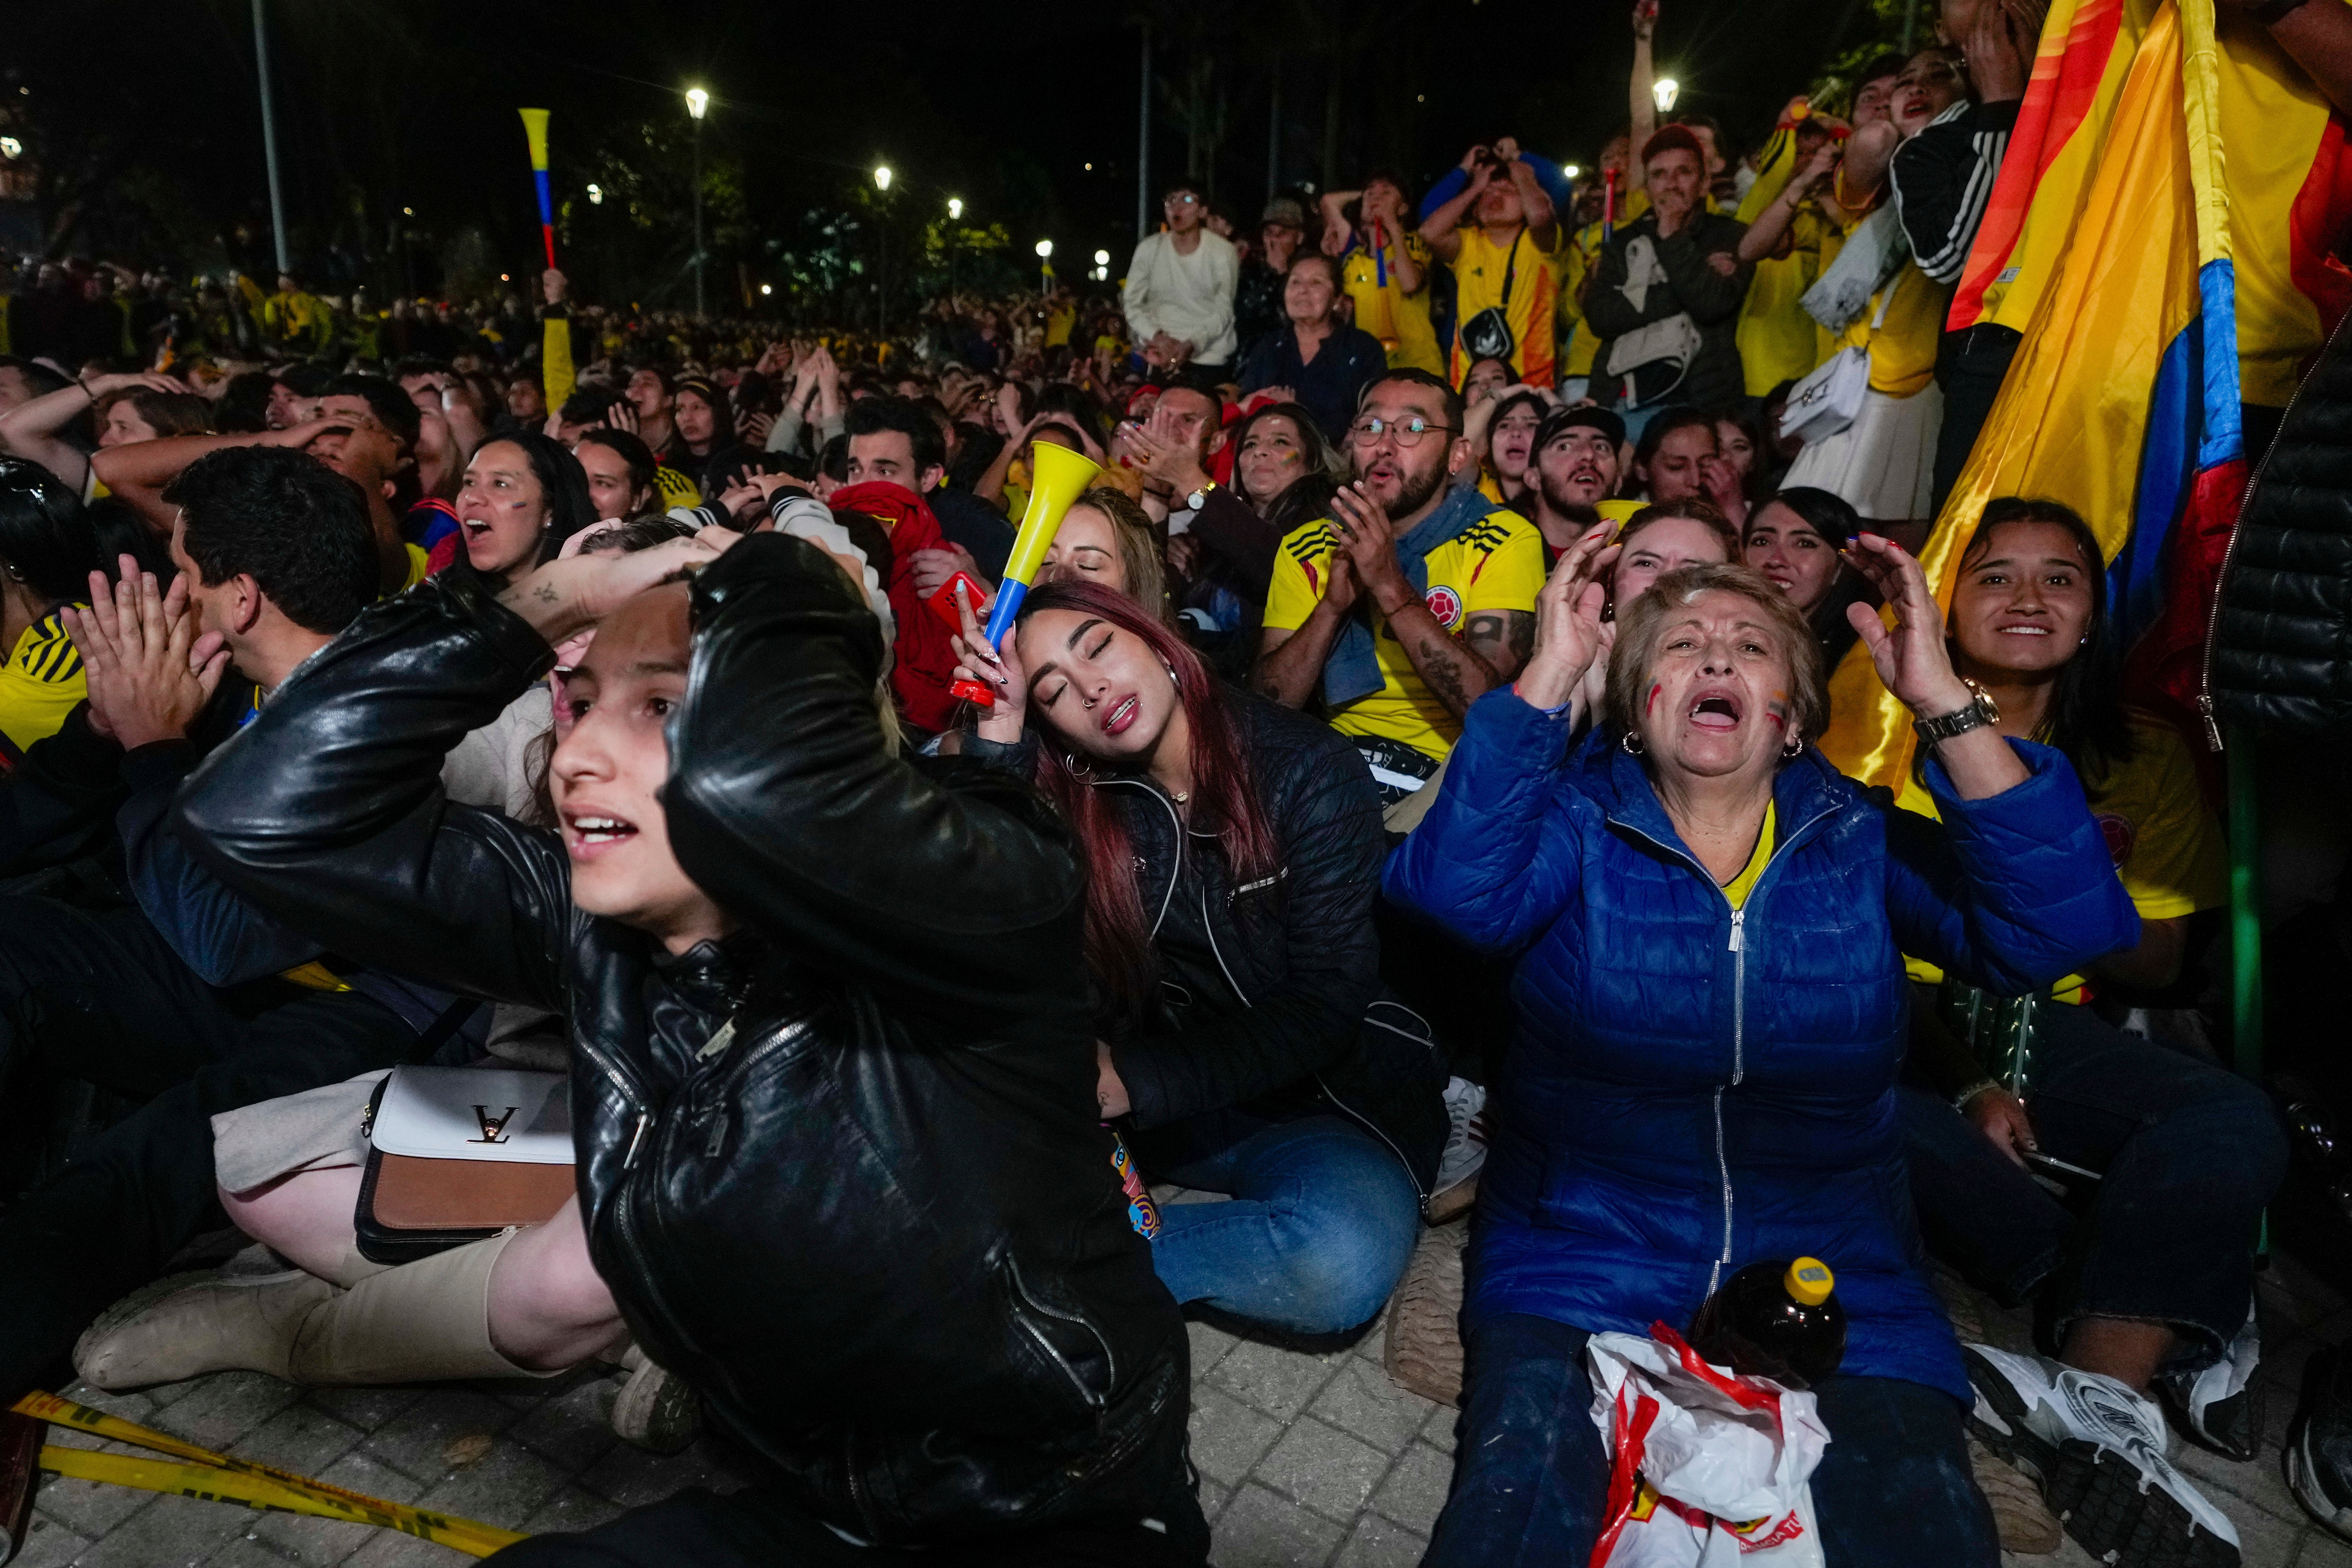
(1867, 271), (1900, 333)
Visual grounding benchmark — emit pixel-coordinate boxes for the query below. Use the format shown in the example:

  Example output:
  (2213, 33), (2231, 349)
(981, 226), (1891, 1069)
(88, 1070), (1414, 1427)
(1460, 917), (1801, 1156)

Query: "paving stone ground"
(14, 1201), (2349, 1567)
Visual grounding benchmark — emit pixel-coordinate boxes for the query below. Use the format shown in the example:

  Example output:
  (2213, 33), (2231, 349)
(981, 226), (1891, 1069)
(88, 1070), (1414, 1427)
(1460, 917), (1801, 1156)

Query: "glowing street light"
(685, 87), (710, 315)
(947, 197), (963, 220)
(586, 183), (603, 205)
(1565, 164), (1582, 180)
(1093, 249), (1110, 265)
(1035, 238), (1053, 292)
(760, 282), (773, 295)
(1653, 77), (1680, 113)
(873, 165), (892, 192)
(1035, 239), (1053, 258)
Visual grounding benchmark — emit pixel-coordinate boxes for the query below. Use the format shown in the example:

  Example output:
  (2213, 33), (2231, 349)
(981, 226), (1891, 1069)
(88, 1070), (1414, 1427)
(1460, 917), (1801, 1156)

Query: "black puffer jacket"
(975, 690), (1448, 1198)
(2210, 314), (2352, 737)
(173, 540), (1198, 1552)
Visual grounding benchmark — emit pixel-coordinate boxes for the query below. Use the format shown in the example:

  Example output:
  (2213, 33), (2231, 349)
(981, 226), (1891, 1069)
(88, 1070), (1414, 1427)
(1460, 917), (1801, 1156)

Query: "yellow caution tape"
(12, 1392), (525, 1559)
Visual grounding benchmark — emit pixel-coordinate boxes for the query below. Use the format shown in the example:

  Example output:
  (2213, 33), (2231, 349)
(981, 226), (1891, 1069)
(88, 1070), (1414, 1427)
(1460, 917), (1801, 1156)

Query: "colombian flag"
(1820, 0), (2352, 788)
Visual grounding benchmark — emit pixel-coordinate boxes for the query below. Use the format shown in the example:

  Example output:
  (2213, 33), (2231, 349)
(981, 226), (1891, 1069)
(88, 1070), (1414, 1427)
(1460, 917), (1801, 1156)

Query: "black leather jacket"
(173, 539), (1197, 1548)
(972, 690), (1447, 1197)
(2210, 312), (2352, 738)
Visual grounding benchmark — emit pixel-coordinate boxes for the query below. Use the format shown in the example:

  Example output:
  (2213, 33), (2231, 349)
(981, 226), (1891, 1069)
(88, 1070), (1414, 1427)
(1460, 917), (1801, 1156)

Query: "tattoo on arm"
(1507, 611), (1535, 667)
(534, 582), (560, 605)
(1418, 641), (1470, 714)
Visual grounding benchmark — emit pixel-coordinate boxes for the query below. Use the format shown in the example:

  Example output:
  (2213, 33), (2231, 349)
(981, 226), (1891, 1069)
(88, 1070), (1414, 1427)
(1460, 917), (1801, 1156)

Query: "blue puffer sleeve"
(1881, 738), (2140, 993)
(1382, 688), (1582, 955)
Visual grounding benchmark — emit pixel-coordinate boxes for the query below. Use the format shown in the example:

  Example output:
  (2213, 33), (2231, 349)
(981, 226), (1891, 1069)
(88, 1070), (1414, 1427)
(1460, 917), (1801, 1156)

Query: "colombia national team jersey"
(0, 609), (87, 767)
(1263, 510), (1544, 763)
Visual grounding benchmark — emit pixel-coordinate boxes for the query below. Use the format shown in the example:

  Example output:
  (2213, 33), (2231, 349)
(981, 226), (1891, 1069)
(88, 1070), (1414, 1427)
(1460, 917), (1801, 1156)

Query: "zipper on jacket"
(1610, 801), (1835, 1286)
(2198, 306), (2348, 752)
(1099, 778), (1185, 937)
(1728, 909), (1747, 1084)
(1706, 1087), (1734, 1297)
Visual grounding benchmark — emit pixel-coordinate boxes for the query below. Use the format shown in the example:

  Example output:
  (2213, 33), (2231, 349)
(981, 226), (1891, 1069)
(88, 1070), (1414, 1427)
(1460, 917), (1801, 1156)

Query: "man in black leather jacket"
(166, 521), (1204, 1565)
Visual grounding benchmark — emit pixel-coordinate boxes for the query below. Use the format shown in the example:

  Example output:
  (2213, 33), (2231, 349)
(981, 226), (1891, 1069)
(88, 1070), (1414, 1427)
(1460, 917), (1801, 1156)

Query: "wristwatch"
(1185, 480), (1218, 511)
(1912, 679), (2000, 747)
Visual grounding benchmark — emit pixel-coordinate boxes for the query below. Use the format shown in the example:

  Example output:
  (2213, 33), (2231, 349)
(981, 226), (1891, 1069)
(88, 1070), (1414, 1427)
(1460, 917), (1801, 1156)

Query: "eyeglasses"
(1347, 415), (1456, 448)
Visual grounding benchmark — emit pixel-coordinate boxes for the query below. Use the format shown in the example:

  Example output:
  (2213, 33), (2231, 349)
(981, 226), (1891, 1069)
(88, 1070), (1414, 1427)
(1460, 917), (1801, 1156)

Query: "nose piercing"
(1082, 697), (1096, 709)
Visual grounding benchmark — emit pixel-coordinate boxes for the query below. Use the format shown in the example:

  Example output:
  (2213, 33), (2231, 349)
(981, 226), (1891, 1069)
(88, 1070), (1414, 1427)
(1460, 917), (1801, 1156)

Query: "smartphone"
(2024, 1150), (2102, 1183)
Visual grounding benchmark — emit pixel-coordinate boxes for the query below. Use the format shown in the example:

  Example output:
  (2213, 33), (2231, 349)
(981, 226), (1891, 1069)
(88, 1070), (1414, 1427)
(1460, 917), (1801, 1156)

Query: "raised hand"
(1329, 482), (1406, 606)
(1515, 526), (1620, 711)
(948, 577), (1028, 742)
(61, 560), (229, 750)
(498, 530), (737, 643)
(1842, 533), (1973, 717)
(603, 398), (640, 436)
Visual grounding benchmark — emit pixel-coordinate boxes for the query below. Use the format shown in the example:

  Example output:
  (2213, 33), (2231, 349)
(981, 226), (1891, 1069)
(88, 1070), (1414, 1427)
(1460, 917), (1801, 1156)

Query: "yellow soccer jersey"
(1264, 509), (1545, 763)
(1899, 716), (2224, 1001)
(0, 608), (87, 764)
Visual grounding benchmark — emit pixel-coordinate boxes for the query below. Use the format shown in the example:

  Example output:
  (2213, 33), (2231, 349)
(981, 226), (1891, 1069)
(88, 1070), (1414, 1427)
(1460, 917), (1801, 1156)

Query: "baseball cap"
(1535, 404), (1627, 450)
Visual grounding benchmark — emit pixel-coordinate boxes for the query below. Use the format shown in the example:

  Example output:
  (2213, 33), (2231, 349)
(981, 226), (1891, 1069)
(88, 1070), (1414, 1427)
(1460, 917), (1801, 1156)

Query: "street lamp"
(1093, 247), (1110, 282)
(586, 182), (603, 205)
(1653, 77), (1680, 113)
(945, 198), (964, 296)
(1035, 238), (1053, 293)
(872, 166), (893, 335)
(685, 86), (709, 316)
(1565, 164), (1582, 181)
(947, 197), (962, 220)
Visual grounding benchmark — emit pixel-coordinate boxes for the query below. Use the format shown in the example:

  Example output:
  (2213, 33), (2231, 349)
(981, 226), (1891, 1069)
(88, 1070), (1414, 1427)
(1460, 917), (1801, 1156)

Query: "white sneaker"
(1964, 1344), (2241, 1567)
(1427, 1077), (1487, 1223)
(2160, 1304), (2262, 1461)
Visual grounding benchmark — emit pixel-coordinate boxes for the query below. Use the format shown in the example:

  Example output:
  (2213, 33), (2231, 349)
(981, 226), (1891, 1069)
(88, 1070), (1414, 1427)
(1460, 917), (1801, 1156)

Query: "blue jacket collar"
(1571, 727), (1857, 873)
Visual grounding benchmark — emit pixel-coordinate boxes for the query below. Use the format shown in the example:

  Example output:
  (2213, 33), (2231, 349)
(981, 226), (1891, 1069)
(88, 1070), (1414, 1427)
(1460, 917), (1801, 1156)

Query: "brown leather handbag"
(354, 1070), (576, 1264)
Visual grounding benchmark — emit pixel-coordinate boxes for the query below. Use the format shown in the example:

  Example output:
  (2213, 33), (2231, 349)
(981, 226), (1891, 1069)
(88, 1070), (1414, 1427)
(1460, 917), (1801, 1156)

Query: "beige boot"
(74, 1269), (335, 1389)
(1384, 1224), (1468, 1407)
(75, 1234), (553, 1391)
(1969, 1435), (2063, 1555)
(284, 1230), (556, 1386)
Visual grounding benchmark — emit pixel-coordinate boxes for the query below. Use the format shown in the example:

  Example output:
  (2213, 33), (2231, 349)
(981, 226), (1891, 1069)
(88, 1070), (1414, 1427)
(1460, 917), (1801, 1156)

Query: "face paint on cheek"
(1765, 691), (1790, 727)
(1646, 683), (1662, 716)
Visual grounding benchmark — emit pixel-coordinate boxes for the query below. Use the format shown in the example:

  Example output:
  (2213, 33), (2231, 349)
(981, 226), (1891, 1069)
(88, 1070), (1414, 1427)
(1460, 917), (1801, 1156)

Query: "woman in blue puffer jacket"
(1385, 530), (2138, 1568)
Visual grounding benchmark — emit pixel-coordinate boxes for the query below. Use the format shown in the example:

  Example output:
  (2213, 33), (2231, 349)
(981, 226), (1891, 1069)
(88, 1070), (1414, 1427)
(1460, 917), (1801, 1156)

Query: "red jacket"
(825, 481), (960, 733)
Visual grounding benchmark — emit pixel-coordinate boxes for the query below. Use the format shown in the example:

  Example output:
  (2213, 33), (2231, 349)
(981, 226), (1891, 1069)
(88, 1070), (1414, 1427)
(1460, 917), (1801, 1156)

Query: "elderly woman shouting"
(1386, 534), (2138, 1568)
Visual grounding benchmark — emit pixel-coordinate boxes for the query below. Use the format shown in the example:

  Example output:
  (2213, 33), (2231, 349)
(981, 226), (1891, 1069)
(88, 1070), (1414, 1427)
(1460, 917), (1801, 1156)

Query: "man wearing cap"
(1525, 405), (1639, 564)
(1123, 178), (1240, 388)
(1234, 196), (1312, 364)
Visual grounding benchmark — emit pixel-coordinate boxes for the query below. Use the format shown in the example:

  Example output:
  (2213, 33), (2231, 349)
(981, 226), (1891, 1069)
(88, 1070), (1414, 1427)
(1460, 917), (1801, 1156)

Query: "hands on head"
(500, 528), (743, 645)
(60, 558), (230, 751)
(948, 578), (1028, 742)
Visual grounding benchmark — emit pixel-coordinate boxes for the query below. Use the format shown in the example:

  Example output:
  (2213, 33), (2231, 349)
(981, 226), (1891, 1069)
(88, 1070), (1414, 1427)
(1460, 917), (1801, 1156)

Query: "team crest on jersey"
(1423, 585), (1463, 628)
(2095, 812), (2136, 867)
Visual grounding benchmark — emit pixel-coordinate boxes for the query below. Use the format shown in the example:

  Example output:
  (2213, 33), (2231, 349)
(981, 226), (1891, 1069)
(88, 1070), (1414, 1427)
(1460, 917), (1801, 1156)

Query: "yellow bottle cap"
(1785, 1258), (1834, 1306)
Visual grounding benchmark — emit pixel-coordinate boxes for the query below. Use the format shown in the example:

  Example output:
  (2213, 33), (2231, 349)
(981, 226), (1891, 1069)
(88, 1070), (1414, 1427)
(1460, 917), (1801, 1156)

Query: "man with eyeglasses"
(1254, 370), (1543, 801)
(1121, 179), (1240, 388)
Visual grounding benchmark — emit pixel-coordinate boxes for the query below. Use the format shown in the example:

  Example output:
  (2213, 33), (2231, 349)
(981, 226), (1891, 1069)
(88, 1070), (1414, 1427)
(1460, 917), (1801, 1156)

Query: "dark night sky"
(11, 0), (1895, 300)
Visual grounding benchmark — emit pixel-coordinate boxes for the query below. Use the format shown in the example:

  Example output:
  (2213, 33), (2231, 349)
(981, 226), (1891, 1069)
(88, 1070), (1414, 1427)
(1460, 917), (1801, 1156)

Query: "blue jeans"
(1425, 1314), (1999, 1568)
(1900, 999), (2286, 1368)
(1140, 1112), (1421, 1336)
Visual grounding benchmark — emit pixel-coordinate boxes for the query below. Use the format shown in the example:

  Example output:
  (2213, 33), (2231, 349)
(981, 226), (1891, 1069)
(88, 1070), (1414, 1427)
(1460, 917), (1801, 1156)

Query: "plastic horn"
(949, 441), (1104, 708)
(519, 109), (556, 269)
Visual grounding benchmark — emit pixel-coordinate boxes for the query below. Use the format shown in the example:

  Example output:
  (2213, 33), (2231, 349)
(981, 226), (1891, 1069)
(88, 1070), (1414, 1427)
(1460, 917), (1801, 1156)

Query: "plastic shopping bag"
(1586, 1323), (1832, 1568)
